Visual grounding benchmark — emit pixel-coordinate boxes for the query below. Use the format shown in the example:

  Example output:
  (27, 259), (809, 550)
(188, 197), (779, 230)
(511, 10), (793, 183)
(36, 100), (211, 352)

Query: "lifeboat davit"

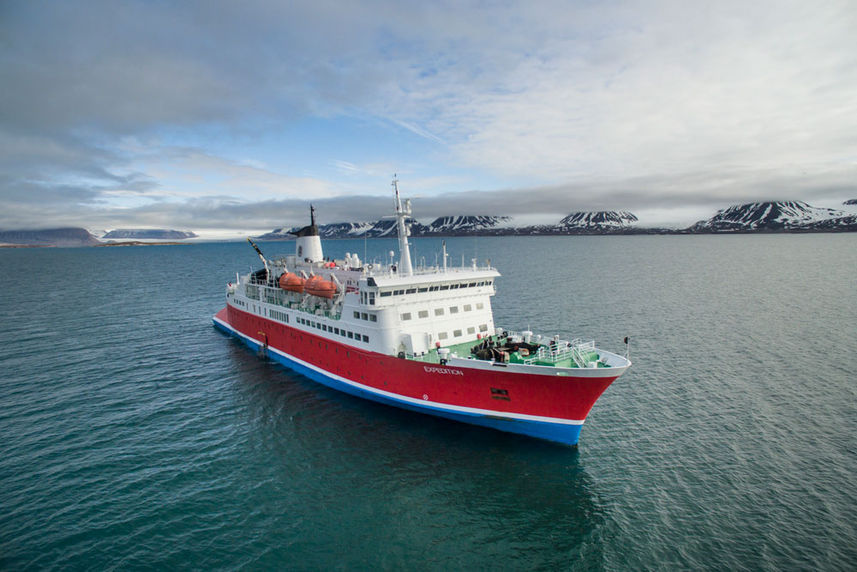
(304, 275), (337, 299)
(279, 272), (305, 293)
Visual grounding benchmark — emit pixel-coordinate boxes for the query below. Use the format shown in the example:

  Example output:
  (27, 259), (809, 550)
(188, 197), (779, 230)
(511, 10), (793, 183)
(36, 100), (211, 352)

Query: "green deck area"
(410, 335), (602, 368)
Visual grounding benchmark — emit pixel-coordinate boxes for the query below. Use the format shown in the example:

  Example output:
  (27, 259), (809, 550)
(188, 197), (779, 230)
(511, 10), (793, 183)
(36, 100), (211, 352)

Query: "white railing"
(497, 329), (595, 367)
(569, 339), (596, 368)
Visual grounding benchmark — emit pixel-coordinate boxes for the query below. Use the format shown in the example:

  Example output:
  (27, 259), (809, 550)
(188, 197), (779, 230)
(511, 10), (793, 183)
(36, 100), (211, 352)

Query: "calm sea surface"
(1, 235), (855, 570)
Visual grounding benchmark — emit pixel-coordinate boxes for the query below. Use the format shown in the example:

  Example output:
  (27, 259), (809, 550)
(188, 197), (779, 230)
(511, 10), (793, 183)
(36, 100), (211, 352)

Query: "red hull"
(217, 306), (618, 423)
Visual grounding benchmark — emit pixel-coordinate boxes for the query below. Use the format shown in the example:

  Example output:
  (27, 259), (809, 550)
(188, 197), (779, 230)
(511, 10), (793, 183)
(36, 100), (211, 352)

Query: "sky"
(2, 0), (856, 237)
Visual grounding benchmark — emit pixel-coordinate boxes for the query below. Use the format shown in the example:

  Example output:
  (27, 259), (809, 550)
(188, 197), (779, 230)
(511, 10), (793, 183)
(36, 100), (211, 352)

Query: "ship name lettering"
(423, 366), (464, 376)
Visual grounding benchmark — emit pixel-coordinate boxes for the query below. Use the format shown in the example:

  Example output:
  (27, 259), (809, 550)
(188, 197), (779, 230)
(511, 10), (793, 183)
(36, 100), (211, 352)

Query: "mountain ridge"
(5, 200), (856, 247)
(688, 201), (857, 233)
(256, 200), (857, 238)
(0, 227), (101, 247)
(102, 229), (198, 240)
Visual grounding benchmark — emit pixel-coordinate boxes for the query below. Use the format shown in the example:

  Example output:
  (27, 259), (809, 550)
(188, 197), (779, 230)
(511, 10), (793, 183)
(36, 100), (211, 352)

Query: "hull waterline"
(213, 307), (623, 446)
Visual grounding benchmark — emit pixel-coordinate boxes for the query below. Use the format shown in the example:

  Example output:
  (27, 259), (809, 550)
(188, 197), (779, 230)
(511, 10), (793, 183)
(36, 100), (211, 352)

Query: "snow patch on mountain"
(0, 227), (101, 246)
(102, 229), (197, 240)
(558, 211), (638, 229)
(425, 215), (513, 234)
(690, 201), (857, 232)
(316, 222), (374, 239)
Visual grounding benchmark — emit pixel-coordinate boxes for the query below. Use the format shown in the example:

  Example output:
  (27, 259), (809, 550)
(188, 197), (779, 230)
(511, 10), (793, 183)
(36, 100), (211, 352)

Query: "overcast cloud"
(1, 0), (856, 234)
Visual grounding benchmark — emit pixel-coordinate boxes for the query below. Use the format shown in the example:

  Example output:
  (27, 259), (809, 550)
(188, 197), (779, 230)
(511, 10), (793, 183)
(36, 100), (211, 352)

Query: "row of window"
(436, 324), (488, 340)
(401, 302), (484, 321)
(353, 311), (378, 322)
(296, 316), (369, 343)
(379, 280), (493, 298)
(269, 309), (290, 323)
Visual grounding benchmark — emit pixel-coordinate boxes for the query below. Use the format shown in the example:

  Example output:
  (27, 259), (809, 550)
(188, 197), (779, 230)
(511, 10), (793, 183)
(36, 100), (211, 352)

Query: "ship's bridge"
(354, 266), (501, 356)
(358, 267), (500, 307)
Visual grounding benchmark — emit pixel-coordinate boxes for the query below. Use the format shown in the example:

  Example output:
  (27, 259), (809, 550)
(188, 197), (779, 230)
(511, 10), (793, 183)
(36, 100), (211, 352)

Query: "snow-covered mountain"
(102, 229), (197, 240)
(254, 200), (857, 240)
(257, 216), (510, 239)
(423, 215), (513, 235)
(364, 218), (429, 237)
(689, 201), (857, 232)
(315, 222), (374, 239)
(558, 211), (638, 230)
(0, 227), (101, 246)
(513, 211), (641, 235)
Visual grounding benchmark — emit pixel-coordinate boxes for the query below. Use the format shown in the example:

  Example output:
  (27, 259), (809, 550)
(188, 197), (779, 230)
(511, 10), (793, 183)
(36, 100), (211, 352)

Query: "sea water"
(1, 235), (855, 570)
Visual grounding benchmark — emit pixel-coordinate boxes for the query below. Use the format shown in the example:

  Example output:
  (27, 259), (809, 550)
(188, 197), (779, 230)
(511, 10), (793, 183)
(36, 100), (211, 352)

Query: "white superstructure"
(225, 178), (506, 359)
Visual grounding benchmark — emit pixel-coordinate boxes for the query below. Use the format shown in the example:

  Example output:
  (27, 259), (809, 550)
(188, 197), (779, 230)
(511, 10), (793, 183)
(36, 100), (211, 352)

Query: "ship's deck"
(409, 334), (605, 368)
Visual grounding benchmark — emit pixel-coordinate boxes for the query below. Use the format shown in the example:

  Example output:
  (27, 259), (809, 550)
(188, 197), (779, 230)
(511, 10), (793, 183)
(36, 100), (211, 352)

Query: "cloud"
(1, 0), (856, 234)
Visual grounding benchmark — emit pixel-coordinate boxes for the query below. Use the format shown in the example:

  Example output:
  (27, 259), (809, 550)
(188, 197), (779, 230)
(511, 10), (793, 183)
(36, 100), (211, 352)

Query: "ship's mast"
(392, 175), (413, 276)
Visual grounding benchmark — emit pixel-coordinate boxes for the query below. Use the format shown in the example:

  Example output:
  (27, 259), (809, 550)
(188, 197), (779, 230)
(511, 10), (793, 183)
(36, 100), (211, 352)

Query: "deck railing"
(496, 330), (596, 367)
(569, 339), (597, 368)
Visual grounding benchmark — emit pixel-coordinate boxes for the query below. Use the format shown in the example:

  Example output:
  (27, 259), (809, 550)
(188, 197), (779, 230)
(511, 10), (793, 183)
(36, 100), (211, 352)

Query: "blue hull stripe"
(213, 316), (584, 446)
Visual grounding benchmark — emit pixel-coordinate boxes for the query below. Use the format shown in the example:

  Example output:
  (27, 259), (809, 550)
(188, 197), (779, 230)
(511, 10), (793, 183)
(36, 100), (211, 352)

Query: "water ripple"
(1, 237), (856, 570)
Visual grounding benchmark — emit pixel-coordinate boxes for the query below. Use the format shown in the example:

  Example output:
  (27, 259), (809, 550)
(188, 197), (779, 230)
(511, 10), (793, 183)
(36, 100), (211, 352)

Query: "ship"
(213, 177), (631, 446)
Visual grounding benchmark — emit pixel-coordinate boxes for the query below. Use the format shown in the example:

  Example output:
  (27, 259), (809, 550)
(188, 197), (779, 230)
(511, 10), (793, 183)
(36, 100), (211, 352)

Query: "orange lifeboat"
(279, 272), (305, 293)
(304, 275), (337, 299)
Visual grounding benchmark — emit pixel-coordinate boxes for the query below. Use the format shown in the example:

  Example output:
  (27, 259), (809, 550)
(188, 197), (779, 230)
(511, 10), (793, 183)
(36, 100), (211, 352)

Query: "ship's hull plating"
(213, 306), (621, 445)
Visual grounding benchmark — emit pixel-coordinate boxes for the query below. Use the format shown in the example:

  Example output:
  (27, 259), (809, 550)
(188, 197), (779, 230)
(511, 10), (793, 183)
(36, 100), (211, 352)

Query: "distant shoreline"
(1, 241), (192, 248)
(95, 241), (191, 247)
(3, 229), (856, 249)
